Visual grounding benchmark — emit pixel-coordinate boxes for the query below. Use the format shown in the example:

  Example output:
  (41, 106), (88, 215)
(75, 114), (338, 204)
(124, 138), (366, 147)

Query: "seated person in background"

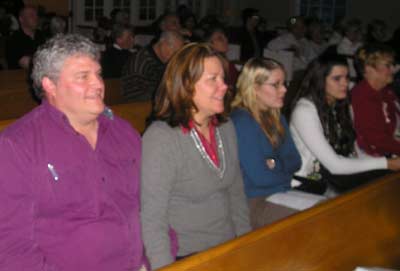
(337, 19), (363, 56)
(141, 43), (251, 269)
(121, 30), (184, 101)
(290, 54), (400, 194)
(327, 17), (346, 46)
(238, 8), (264, 62)
(203, 25), (239, 93)
(92, 16), (112, 46)
(101, 23), (135, 78)
(352, 43), (400, 157)
(48, 15), (67, 37)
(110, 8), (129, 26)
(303, 17), (328, 63)
(365, 19), (388, 44)
(152, 12), (191, 43)
(6, 5), (45, 69)
(337, 18), (363, 80)
(179, 12), (202, 42)
(231, 58), (303, 228)
(0, 34), (147, 271)
(267, 16), (308, 72)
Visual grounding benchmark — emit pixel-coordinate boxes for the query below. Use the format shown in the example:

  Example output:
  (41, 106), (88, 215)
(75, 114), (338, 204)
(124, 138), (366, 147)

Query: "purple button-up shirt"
(0, 101), (145, 271)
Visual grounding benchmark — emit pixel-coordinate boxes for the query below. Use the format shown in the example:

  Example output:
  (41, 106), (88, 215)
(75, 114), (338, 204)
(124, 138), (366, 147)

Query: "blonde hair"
(232, 57), (285, 147)
(355, 43), (395, 75)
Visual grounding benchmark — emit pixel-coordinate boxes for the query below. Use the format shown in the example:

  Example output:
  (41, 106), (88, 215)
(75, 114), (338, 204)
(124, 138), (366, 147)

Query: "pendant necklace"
(190, 127), (226, 179)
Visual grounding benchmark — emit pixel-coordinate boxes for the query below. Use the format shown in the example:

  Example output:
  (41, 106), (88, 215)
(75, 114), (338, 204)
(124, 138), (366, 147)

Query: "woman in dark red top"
(352, 43), (400, 156)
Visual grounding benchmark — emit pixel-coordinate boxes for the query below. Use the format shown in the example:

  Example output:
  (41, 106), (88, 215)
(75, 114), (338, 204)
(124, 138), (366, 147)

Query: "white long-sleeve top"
(267, 32), (308, 71)
(337, 37), (363, 79)
(289, 98), (387, 177)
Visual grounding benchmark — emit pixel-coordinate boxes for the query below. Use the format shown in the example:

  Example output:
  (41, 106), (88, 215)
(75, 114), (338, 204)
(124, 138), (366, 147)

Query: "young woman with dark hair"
(290, 54), (400, 194)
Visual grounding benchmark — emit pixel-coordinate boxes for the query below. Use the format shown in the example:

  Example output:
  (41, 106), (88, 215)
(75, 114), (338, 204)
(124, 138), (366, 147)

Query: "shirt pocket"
(103, 156), (140, 200)
(34, 162), (95, 215)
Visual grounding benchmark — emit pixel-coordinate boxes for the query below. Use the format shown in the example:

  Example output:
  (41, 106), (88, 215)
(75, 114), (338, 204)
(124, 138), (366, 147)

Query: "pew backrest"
(110, 101), (152, 133)
(0, 101), (152, 134)
(0, 77), (125, 120)
(159, 173), (400, 271)
(0, 118), (14, 132)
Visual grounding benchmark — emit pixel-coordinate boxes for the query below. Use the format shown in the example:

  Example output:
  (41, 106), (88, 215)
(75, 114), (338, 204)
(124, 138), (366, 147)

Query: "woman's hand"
(387, 157), (400, 170)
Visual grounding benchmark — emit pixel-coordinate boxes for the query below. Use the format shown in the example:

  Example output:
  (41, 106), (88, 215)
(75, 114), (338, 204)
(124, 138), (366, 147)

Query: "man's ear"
(42, 77), (57, 98)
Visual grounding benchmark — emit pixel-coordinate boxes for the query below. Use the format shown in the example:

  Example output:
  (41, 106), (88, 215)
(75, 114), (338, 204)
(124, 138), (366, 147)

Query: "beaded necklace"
(190, 127), (226, 179)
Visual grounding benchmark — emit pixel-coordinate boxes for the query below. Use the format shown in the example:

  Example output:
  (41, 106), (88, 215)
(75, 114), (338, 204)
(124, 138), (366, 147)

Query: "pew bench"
(0, 78), (126, 120)
(0, 69), (29, 92)
(159, 173), (400, 271)
(0, 101), (152, 134)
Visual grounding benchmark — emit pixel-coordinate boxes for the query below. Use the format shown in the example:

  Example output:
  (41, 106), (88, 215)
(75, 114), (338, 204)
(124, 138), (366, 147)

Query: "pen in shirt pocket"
(47, 163), (59, 181)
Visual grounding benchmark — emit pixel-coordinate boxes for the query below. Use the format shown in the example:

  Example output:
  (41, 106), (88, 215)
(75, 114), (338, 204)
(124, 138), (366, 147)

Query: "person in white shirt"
(337, 19), (363, 80)
(289, 54), (400, 194)
(303, 18), (328, 64)
(268, 16), (308, 72)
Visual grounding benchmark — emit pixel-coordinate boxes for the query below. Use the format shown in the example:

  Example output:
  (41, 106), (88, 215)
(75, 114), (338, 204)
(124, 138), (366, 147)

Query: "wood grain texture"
(0, 101), (152, 134)
(159, 173), (400, 271)
(0, 75), (126, 120)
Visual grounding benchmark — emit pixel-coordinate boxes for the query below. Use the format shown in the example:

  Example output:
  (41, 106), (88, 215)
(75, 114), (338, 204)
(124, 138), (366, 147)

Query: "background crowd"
(1, 1), (400, 271)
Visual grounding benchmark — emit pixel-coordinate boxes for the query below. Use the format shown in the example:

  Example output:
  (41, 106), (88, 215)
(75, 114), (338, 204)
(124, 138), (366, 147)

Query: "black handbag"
(319, 166), (390, 193)
(293, 175), (327, 195)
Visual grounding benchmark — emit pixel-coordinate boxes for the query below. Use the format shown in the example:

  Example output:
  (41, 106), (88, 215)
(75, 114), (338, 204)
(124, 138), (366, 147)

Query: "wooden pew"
(0, 118), (14, 132)
(0, 101), (152, 134)
(0, 88), (38, 120)
(0, 69), (29, 91)
(159, 173), (400, 271)
(0, 78), (125, 120)
(110, 101), (152, 133)
(104, 78), (124, 105)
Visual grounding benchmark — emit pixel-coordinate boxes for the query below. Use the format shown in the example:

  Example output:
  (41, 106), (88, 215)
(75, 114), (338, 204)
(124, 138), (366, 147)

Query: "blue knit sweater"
(231, 109), (302, 198)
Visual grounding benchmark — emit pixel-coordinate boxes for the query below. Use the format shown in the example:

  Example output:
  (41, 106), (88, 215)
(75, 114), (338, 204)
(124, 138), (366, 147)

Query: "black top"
(6, 29), (46, 69)
(101, 46), (133, 79)
(238, 27), (264, 62)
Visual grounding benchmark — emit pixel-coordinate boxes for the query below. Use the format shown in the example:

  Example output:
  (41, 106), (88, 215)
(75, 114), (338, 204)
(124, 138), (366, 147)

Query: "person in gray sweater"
(141, 43), (251, 270)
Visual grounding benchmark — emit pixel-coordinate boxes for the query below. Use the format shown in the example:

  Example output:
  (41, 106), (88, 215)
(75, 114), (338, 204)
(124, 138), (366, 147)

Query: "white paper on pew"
(354, 267), (399, 271)
(265, 190), (326, 211)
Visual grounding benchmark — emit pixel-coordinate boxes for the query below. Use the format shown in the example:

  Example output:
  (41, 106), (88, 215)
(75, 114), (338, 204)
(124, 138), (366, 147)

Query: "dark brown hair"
(153, 42), (229, 128)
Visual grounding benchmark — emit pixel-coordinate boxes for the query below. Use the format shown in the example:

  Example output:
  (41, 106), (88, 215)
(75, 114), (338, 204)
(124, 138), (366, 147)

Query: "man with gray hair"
(0, 34), (147, 271)
(121, 30), (185, 101)
(101, 23), (135, 78)
(6, 5), (46, 69)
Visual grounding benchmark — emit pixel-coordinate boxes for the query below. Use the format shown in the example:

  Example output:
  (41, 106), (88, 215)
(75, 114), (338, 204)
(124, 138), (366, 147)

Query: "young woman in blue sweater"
(231, 57), (303, 228)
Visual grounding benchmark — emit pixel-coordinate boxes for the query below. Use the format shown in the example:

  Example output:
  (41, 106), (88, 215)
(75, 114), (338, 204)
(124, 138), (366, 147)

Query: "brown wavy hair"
(153, 42), (229, 128)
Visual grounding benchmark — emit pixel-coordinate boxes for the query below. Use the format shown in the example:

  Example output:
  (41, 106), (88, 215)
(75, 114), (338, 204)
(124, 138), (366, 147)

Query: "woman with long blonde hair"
(231, 57), (304, 228)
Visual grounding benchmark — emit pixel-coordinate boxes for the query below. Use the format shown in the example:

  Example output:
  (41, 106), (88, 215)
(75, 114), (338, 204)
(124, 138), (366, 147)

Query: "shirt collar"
(180, 116), (219, 134)
(42, 99), (112, 135)
(113, 43), (122, 50)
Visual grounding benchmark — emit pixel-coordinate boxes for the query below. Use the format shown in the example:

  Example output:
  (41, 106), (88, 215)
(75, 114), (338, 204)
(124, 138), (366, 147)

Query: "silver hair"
(159, 30), (184, 46)
(31, 33), (100, 99)
(50, 16), (66, 35)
